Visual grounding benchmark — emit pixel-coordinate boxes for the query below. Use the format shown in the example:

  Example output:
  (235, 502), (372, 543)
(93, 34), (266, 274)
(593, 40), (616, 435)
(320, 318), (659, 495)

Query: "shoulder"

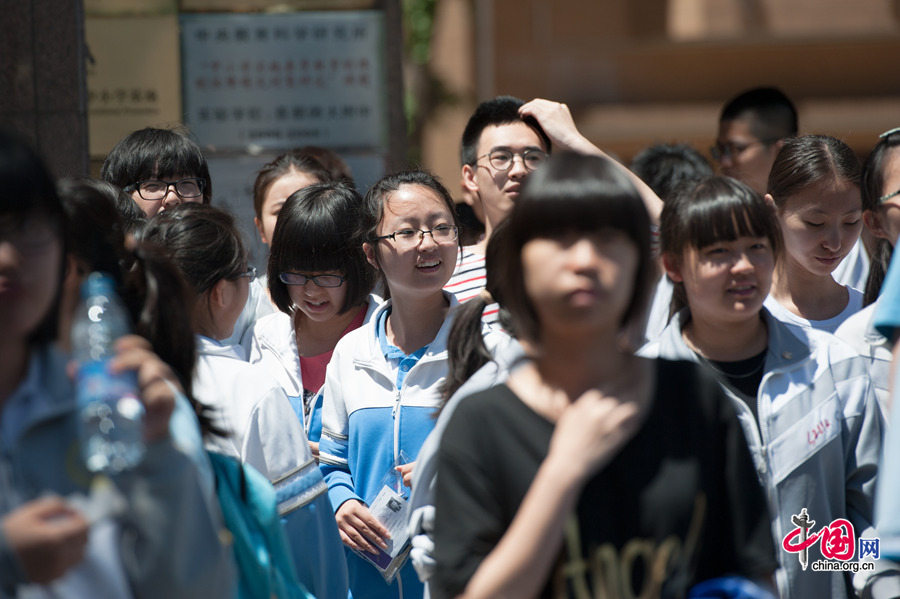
(834, 303), (876, 349)
(446, 385), (519, 430)
(250, 312), (293, 346)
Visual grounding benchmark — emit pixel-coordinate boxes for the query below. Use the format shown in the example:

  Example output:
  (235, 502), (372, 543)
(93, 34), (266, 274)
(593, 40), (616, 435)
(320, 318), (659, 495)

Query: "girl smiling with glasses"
(319, 170), (488, 599)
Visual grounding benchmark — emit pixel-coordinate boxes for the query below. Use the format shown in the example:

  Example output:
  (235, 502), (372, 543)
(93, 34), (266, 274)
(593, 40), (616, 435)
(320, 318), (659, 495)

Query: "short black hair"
(499, 151), (654, 343)
(460, 96), (552, 166)
(100, 127), (213, 204)
(630, 143), (713, 202)
(720, 87), (798, 142)
(661, 176), (782, 316)
(267, 182), (375, 315)
(140, 203), (246, 297)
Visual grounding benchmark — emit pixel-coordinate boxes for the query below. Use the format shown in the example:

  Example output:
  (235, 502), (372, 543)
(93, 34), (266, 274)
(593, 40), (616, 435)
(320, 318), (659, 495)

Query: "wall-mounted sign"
(181, 12), (386, 151)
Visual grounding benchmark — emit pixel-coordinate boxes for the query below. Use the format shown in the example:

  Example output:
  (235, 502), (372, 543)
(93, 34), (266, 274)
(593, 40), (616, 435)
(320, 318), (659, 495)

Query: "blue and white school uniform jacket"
(194, 335), (348, 599)
(319, 294), (459, 599)
(247, 295), (381, 443)
(640, 309), (890, 599)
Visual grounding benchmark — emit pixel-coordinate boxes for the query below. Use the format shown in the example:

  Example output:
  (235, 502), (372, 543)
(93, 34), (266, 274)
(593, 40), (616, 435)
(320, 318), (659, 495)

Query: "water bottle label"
(76, 360), (138, 402)
(77, 359), (145, 473)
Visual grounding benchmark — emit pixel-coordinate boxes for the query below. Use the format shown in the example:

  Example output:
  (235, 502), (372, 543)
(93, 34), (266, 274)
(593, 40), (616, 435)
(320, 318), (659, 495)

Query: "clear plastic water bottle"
(71, 272), (145, 473)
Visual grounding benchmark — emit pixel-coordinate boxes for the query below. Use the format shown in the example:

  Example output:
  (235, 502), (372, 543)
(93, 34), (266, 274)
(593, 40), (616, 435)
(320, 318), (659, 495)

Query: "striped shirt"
(444, 249), (500, 326)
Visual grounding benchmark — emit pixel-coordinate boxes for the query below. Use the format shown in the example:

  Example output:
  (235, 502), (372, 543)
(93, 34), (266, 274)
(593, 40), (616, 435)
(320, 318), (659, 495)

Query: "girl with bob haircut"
(100, 127), (212, 217)
(432, 153), (776, 599)
(0, 132), (235, 596)
(227, 147), (352, 349)
(141, 203), (348, 599)
(250, 181), (376, 458)
(764, 134), (866, 332)
(643, 175), (886, 598)
(319, 170), (472, 599)
(836, 128), (900, 413)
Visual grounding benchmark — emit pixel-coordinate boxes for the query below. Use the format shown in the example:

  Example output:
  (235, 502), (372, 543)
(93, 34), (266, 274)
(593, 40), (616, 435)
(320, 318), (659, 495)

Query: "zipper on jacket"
(392, 388), (402, 464)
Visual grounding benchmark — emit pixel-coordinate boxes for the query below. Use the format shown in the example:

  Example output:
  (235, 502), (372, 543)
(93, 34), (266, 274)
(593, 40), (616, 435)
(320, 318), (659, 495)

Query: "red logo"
(782, 508), (855, 571)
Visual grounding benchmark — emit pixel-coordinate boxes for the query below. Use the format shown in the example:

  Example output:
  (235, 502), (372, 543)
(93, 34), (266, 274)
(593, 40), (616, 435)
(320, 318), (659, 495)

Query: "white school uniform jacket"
(247, 295), (381, 437)
(640, 309), (892, 599)
(835, 300), (892, 417)
(193, 335), (349, 599)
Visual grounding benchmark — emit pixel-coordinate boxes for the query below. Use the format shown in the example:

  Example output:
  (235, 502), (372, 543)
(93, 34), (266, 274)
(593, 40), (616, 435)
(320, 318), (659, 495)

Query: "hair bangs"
(686, 196), (770, 250)
(281, 217), (353, 274)
(511, 170), (649, 251)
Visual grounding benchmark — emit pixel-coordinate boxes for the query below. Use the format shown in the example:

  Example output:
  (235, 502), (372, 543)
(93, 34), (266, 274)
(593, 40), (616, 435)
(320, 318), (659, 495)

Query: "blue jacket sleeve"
(317, 345), (364, 513)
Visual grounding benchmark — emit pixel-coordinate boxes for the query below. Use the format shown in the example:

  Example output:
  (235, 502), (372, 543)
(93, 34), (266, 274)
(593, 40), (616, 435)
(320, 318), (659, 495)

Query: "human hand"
(308, 441), (320, 461)
(519, 99), (599, 154)
(395, 461), (416, 488)
(335, 499), (391, 554)
(547, 389), (644, 484)
(2, 496), (89, 584)
(109, 335), (179, 442)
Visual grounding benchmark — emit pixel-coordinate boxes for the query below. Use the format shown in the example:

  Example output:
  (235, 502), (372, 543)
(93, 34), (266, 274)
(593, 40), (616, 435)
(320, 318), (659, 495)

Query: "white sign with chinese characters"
(181, 12), (386, 151)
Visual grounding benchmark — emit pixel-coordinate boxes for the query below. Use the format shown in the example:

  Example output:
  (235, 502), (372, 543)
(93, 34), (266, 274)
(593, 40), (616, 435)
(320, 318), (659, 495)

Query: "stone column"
(0, 0), (89, 177)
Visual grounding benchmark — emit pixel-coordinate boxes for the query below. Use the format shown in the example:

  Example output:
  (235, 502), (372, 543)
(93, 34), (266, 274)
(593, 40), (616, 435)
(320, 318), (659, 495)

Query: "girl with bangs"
(249, 181), (376, 458)
(432, 154), (776, 599)
(642, 176), (886, 599)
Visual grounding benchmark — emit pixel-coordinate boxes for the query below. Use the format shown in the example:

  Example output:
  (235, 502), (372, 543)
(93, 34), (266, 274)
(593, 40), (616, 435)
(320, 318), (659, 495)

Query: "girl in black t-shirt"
(431, 152), (776, 599)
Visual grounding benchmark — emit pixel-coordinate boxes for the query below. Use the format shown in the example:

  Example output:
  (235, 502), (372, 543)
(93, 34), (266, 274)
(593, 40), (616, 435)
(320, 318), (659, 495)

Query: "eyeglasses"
(709, 139), (777, 162)
(278, 272), (345, 287)
(476, 149), (548, 172)
(877, 129), (900, 201)
(375, 224), (459, 249)
(233, 265), (257, 279)
(126, 178), (206, 201)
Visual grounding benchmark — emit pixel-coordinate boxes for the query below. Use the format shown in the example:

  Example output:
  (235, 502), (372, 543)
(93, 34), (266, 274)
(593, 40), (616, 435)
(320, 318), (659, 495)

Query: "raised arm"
(519, 99), (663, 224)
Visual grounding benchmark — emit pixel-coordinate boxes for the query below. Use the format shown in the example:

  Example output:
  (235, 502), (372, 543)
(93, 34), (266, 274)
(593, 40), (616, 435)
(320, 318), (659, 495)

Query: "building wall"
(422, 0), (900, 193)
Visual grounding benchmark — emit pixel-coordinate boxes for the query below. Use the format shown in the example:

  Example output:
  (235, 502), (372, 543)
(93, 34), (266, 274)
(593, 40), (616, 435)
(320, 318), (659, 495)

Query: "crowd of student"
(3, 86), (900, 599)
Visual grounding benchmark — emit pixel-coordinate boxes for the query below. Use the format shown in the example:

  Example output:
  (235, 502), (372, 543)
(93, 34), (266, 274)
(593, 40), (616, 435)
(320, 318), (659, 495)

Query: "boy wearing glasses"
(101, 127), (213, 217)
(448, 96), (663, 321)
(713, 87), (797, 195)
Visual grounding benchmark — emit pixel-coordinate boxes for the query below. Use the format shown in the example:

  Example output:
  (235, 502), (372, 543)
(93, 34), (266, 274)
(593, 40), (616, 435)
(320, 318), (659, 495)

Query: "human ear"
(363, 242), (379, 269)
(764, 193), (777, 210)
(254, 216), (269, 245)
(863, 209), (892, 241)
(461, 164), (480, 195)
(662, 252), (684, 283)
(209, 278), (231, 310)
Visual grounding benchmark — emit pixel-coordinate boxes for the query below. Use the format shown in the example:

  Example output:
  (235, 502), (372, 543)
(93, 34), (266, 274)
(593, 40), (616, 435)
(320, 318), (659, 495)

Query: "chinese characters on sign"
(181, 12), (386, 150)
